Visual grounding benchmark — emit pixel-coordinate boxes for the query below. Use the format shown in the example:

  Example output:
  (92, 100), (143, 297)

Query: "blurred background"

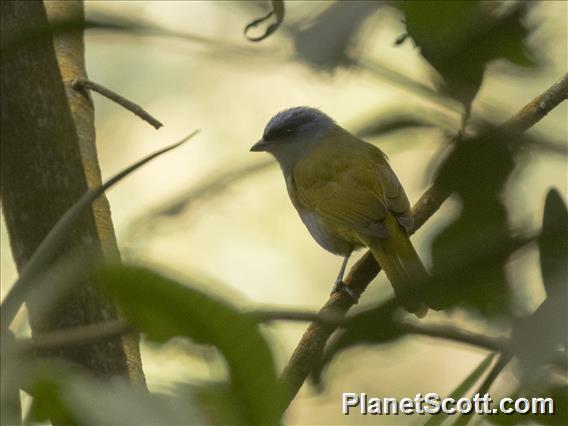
(1, 1), (566, 424)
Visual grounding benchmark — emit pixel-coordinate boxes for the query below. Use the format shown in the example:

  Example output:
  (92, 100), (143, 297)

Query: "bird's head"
(250, 107), (335, 169)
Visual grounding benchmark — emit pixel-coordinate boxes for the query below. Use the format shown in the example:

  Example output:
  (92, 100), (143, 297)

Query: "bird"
(250, 106), (428, 317)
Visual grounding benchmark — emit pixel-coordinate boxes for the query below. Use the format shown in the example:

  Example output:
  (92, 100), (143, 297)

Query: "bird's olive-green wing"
(293, 167), (389, 238)
(292, 137), (412, 236)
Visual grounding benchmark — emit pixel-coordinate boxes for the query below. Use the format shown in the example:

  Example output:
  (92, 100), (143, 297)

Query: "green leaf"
(97, 265), (281, 425)
(311, 298), (401, 385)
(29, 371), (79, 426)
(512, 189), (568, 374)
(188, 382), (249, 425)
(399, 2), (535, 109)
(27, 362), (202, 426)
(426, 129), (518, 316)
(425, 353), (496, 426)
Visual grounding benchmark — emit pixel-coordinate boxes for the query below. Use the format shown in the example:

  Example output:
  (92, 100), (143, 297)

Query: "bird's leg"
(331, 254), (359, 302)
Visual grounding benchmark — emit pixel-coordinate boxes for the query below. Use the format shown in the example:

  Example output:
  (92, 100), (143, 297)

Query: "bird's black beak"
(250, 138), (270, 152)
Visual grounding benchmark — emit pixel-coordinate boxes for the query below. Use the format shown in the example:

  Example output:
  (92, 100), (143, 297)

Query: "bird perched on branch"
(250, 107), (428, 317)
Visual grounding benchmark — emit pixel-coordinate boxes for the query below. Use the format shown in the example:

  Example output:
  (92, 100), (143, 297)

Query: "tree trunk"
(1, 0), (145, 385)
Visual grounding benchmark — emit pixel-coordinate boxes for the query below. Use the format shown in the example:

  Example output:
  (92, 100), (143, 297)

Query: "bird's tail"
(359, 214), (429, 318)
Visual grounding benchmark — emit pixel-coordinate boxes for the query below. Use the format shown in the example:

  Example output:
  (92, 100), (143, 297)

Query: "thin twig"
(504, 73), (568, 133)
(253, 309), (509, 352)
(10, 309), (509, 359)
(244, 0), (285, 42)
(0, 131), (199, 329)
(15, 321), (133, 355)
(278, 73), (568, 409)
(126, 160), (274, 237)
(71, 78), (163, 129)
(398, 322), (508, 353)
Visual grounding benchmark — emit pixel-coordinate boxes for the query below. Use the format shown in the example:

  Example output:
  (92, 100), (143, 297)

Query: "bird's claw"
(331, 280), (360, 303)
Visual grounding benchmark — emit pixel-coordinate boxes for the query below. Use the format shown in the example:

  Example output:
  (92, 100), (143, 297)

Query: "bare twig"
(244, 0), (285, 42)
(253, 309), (508, 352)
(504, 73), (568, 133)
(71, 78), (163, 129)
(398, 322), (508, 353)
(278, 74), (568, 409)
(127, 160), (273, 237)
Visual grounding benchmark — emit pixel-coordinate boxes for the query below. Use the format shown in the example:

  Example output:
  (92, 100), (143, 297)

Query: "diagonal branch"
(278, 73), (568, 409)
(71, 78), (163, 129)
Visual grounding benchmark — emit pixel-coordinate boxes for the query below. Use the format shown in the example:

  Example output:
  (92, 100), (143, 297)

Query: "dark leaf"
(290, 1), (381, 70)
(29, 370), (79, 426)
(512, 189), (568, 374)
(426, 129), (517, 316)
(426, 213), (515, 316)
(97, 266), (281, 425)
(399, 1), (535, 109)
(27, 362), (201, 425)
(188, 382), (249, 425)
(311, 298), (401, 385)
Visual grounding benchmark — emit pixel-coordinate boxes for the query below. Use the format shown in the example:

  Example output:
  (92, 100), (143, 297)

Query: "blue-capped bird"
(250, 107), (428, 317)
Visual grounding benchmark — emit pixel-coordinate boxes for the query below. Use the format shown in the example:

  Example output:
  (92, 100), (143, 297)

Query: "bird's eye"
(285, 128), (293, 135)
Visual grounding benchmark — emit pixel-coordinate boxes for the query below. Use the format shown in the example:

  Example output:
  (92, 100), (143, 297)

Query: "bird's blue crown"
(263, 106), (335, 141)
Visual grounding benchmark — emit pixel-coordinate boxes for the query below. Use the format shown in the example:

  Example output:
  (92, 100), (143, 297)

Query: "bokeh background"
(2, 1), (566, 424)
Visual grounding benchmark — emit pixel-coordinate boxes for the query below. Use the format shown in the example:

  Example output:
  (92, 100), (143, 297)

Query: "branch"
(71, 78), (163, 129)
(278, 73), (568, 409)
(10, 310), (508, 360)
(14, 321), (133, 355)
(398, 322), (508, 353)
(504, 73), (568, 133)
(253, 309), (508, 352)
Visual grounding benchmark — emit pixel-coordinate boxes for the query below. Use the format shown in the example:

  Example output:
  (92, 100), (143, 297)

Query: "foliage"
(512, 189), (568, 374)
(27, 362), (203, 425)
(13, 265), (282, 425)
(425, 128), (518, 317)
(97, 266), (282, 425)
(398, 1), (535, 111)
(1, 1), (565, 425)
